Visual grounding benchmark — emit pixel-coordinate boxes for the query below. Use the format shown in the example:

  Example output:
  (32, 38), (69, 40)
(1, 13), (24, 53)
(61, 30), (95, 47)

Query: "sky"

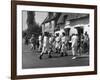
(22, 11), (48, 31)
(35, 11), (48, 25)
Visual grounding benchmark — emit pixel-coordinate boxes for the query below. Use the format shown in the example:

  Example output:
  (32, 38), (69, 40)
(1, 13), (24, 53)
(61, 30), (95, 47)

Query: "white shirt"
(71, 35), (78, 47)
(55, 36), (60, 42)
(61, 36), (66, 43)
(49, 37), (53, 43)
(43, 36), (48, 47)
(39, 35), (42, 41)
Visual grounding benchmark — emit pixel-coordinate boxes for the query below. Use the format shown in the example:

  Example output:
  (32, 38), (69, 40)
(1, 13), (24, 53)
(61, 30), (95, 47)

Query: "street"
(22, 40), (89, 69)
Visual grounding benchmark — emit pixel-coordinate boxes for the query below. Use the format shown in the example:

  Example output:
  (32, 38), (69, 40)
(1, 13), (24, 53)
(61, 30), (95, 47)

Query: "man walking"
(71, 34), (78, 59)
(39, 32), (49, 59)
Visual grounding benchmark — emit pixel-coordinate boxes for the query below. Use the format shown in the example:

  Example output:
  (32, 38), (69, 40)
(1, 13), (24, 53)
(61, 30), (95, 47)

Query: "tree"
(26, 11), (42, 38)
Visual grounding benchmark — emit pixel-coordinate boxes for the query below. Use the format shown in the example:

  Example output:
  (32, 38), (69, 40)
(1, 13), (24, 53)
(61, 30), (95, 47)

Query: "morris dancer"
(48, 34), (54, 58)
(39, 32), (49, 59)
(55, 33), (61, 54)
(71, 34), (78, 59)
(38, 34), (42, 52)
(60, 32), (68, 56)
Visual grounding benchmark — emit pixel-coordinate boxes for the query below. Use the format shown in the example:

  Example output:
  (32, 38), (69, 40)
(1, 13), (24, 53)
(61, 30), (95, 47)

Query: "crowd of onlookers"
(24, 31), (89, 60)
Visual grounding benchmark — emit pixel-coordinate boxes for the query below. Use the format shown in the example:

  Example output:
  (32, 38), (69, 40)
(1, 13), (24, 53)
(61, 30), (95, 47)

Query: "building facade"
(41, 12), (61, 34)
(57, 13), (89, 36)
(42, 12), (89, 37)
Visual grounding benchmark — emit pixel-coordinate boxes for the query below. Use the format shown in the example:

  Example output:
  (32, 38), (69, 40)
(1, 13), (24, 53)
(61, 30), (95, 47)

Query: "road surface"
(22, 40), (89, 69)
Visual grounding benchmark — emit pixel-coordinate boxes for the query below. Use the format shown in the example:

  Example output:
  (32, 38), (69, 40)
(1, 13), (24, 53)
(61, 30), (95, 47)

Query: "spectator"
(83, 32), (89, 53)
(30, 34), (35, 50)
(25, 36), (29, 45)
(77, 34), (84, 55)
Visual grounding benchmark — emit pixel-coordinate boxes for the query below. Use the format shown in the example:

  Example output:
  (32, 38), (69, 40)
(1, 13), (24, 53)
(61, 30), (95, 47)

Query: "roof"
(57, 13), (66, 24)
(42, 13), (61, 24)
(66, 13), (89, 20)
(57, 13), (89, 24)
(42, 16), (49, 24)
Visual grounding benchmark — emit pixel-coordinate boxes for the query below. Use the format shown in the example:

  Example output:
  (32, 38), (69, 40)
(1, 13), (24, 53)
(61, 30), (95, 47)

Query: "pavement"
(22, 39), (89, 69)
